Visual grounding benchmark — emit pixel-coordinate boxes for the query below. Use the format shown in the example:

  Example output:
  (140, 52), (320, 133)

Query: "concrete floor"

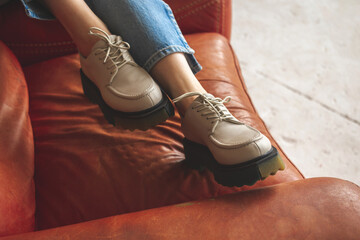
(231, 0), (360, 185)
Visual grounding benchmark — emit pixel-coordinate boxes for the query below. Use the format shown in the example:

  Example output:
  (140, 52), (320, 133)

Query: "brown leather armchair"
(0, 0), (359, 239)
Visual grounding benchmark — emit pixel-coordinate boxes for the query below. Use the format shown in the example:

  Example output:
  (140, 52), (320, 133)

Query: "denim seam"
(164, 3), (190, 49)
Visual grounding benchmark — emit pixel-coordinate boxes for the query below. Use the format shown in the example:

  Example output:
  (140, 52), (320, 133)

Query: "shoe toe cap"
(104, 83), (163, 112)
(209, 133), (272, 165)
(253, 133), (272, 155)
(104, 67), (163, 112)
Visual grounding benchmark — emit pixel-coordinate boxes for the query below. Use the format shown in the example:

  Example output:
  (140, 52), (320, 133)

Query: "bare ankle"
(175, 96), (198, 116)
(78, 34), (102, 57)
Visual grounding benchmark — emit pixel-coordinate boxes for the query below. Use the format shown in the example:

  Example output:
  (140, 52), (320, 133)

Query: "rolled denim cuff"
(143, 45), (202, 75)
(20, 0), (54, 20)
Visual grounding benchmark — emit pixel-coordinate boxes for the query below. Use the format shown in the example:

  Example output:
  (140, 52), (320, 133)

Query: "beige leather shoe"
(80, 27), (173, 130)
(173, 92), (285, 187)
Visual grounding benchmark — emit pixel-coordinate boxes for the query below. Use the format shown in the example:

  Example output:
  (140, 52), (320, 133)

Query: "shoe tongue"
(91, 35), (123, 52)
(203, 93), (215, 99)
(194, 93), (215, 103)
(195, 93), (230, 117)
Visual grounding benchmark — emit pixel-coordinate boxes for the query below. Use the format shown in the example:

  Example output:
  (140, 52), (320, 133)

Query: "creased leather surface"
(2, 178), (360, 240)
(22, 33), (303, 230)
(0, 41), (35, 236)
(0, 0), (231, 66)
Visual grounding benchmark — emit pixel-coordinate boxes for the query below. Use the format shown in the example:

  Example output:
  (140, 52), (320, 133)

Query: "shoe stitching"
(88, 27), (156, 99)
(106, 64), (155, 98)
(89, 27), (135, 77)
(107, 83), (156, 99)
(174, 92), (263, 149)
(174, 92), (240, 134)
(253, 141), (263, 156)
(209, 134), (262, 149)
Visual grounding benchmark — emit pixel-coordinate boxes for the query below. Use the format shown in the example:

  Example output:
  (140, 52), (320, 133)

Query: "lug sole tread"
(183, 138), (285, 187)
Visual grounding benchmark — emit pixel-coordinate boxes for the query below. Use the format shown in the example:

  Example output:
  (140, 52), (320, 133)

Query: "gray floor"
(231, 0), (360, 185)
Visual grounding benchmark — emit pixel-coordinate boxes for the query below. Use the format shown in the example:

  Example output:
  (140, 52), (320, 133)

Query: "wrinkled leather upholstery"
(22, 33), (303, 230)
(0, 0), (359, 239)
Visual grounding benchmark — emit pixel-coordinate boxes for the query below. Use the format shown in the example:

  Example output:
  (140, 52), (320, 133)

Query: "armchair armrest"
(2, 178), (359, 240)
(0, 41), (35, 236)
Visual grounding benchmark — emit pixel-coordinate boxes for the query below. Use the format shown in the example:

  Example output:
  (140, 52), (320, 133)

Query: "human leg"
(37, 0), (109, 57)
(150, 53), (207, 115)
(26, 0), (174, 130)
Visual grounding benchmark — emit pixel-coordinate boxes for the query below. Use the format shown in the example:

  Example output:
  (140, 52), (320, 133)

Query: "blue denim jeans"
(19, 0), (202, 74)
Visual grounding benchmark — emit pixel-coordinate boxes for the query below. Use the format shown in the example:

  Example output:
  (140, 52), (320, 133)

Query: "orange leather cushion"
(0, 41), (35, 236)
(23, 33), (303, 230)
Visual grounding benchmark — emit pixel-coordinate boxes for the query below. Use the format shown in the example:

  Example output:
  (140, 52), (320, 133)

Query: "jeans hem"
(20, 0), (54, 20)
(143, 45), (202, 75)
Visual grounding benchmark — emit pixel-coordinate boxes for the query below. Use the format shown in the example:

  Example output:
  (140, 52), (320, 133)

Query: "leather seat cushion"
(23, 33), (303, 230)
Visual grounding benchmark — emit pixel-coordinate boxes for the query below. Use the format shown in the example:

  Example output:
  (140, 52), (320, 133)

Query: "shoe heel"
(80, 69), (116, 125)
(80, 69), (100, 104)
(258, 154), (285, 180)
(183, 139), (207, 172)
(213, 147), (285, 187)
(213, 166), (261, 187)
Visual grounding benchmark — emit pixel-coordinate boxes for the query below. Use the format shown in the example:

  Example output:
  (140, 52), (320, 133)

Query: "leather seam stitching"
(222, 0), (226, 34)
(7, 48), (76, 54)
(176, 0), (218, 21)
(216, 0), (220, 33)
(5, 41), (74, 47)
(173, 0), (205, 14)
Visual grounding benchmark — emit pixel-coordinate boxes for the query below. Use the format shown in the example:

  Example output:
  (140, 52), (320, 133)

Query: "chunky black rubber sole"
(80, 69), (174, 131)
(183, 138), (285, 187)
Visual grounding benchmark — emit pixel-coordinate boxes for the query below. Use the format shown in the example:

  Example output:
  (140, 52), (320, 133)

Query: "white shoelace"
(173, 92), (242, 134)
(89, 27), (136, 74)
